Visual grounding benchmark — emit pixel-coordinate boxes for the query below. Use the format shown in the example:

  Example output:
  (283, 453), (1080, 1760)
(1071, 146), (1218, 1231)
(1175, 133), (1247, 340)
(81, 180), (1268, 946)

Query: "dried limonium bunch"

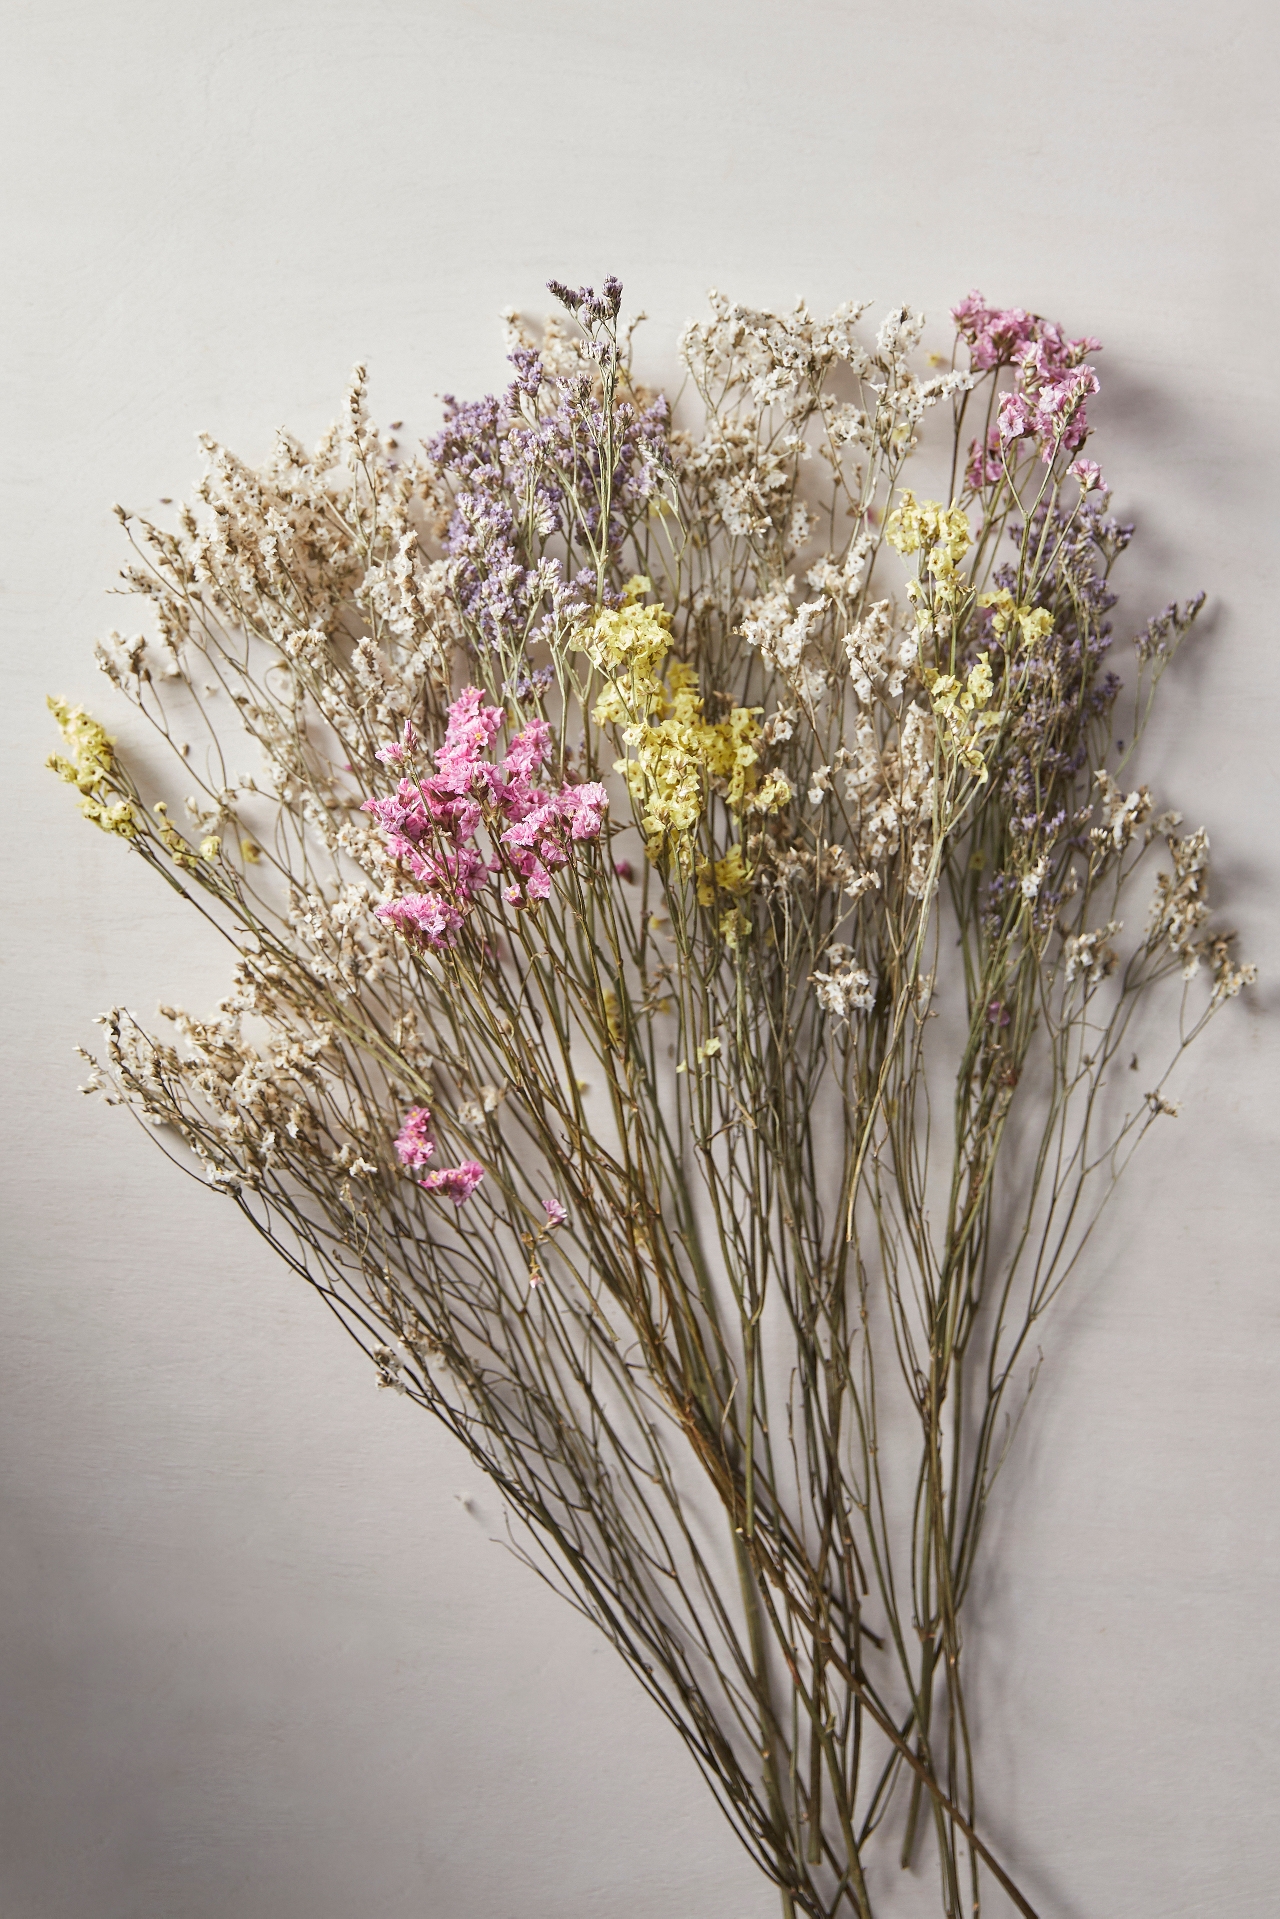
(51, 275), (1253, 1919)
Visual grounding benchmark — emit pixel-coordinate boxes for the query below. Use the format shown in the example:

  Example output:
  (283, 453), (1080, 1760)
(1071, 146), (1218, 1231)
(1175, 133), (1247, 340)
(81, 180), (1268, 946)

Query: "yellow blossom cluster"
(921, 653), (996, 782)
(583, 581), (790, 860)
(695, 843), (751, 906)
(885, 492), (973, 596)
(583, 578), (673, 714)
(977, 589), (1054, 647)
(45, 698), (139, 838)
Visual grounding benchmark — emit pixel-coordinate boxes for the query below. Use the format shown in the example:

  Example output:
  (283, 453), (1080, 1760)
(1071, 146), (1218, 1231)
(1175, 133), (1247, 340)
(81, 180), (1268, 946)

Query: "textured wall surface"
(2, 4), (1277, 1915)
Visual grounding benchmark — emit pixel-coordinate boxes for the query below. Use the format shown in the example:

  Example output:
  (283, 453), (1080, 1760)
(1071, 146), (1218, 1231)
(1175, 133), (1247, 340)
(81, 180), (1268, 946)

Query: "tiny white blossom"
(811, 945), (875, 1020)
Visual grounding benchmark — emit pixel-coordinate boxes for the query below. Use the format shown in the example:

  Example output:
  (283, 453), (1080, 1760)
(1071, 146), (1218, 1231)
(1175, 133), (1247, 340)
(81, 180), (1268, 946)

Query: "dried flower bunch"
(51, 275), (1253, 1918)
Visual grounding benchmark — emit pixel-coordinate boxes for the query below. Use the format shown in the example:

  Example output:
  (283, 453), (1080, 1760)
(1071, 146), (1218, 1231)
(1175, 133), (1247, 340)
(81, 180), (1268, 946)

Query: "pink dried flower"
(1069, 458), (1106, 493)
(954, 292), (1099, 380)
(375, 893), (467, 948)
(502, 796), (567, 859)
(375, 719), (419, 765)
(998, 371), (1099, 463)
(500, 779), (608, 904)
(366, 690), (608, 932)
(1018, 324), (1100, 386)
(951, 292), (1039, 370)
(394, 1106), (435, 1170)
(997, 392), (1033, 447)
(419, 1159), (486, 1205)
(436, 686), (504, 769)
(613, 859), (635, 883)
(958, 293), (1101, 464)
(503, 717), (552, 781)
(965, 427), (1004, 490)
(542, 1197), (567, 1228)
(404, 843), (493, 899)
(561, 780), (608, 840)
(1032, 368), (1099, 458)
(364, 778), (433, 848)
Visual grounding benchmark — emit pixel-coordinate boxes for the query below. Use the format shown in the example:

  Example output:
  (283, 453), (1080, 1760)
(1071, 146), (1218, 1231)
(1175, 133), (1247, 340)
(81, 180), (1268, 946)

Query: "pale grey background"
(2, 3), (1278, 1916)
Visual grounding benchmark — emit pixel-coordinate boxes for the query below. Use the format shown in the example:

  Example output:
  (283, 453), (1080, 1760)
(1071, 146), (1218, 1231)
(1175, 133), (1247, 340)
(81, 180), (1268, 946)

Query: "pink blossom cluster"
(365, 688), (608, 948)
(952, 292), (1099, 376)
(995, 365), (1099, 463)
(394, 1105), (436, 1169)
(951, 293), (1040, 371)
(393, 1103), (485, 1206)
(420, 1159), (486, 1204)
(953, 292), (1101, 476)
(1068, 457), (1107, 493)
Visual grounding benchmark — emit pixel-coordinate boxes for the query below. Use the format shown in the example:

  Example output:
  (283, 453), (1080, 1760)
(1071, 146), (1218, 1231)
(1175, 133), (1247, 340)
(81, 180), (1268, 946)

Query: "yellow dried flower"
(46, 697), (140, 838)
(152, 800), (199, 868)
(966, 653), (994, 705)
(922, 653), (995, 782)
(696, 843), (751, 906)
(619, 684), (789, 855)
(585, 591), (788, 858)
(747, 772), (794, 815)
(977, 590), (1053, 646)
(719, 906), (750, 948)
(584, 581), (672, 723)
(885, 493), (972, 567)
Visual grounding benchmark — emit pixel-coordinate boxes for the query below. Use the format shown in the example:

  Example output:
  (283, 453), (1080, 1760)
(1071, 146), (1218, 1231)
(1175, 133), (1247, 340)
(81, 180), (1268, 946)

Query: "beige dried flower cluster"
(52, 277), (1252, 1919)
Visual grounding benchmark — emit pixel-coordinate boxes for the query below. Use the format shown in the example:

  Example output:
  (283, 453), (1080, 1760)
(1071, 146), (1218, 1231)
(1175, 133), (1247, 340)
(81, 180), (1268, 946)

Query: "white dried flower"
(1063, 921), (1121, 985)
(373, 1344), (407, 1393)
(1092, 770), (1153, 854)
(739, 586), (825, 674)
(1205, 936), (1257, 1003)
(787, 501), (817, 549)
(842, 600), (896, 705)
(811, 944), (875, 1020)
(760, 706), (797, 746)
(1150, 827), (1211, 972)
(807, 532), (872, 602)
(1021, 856), (1049, 901)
